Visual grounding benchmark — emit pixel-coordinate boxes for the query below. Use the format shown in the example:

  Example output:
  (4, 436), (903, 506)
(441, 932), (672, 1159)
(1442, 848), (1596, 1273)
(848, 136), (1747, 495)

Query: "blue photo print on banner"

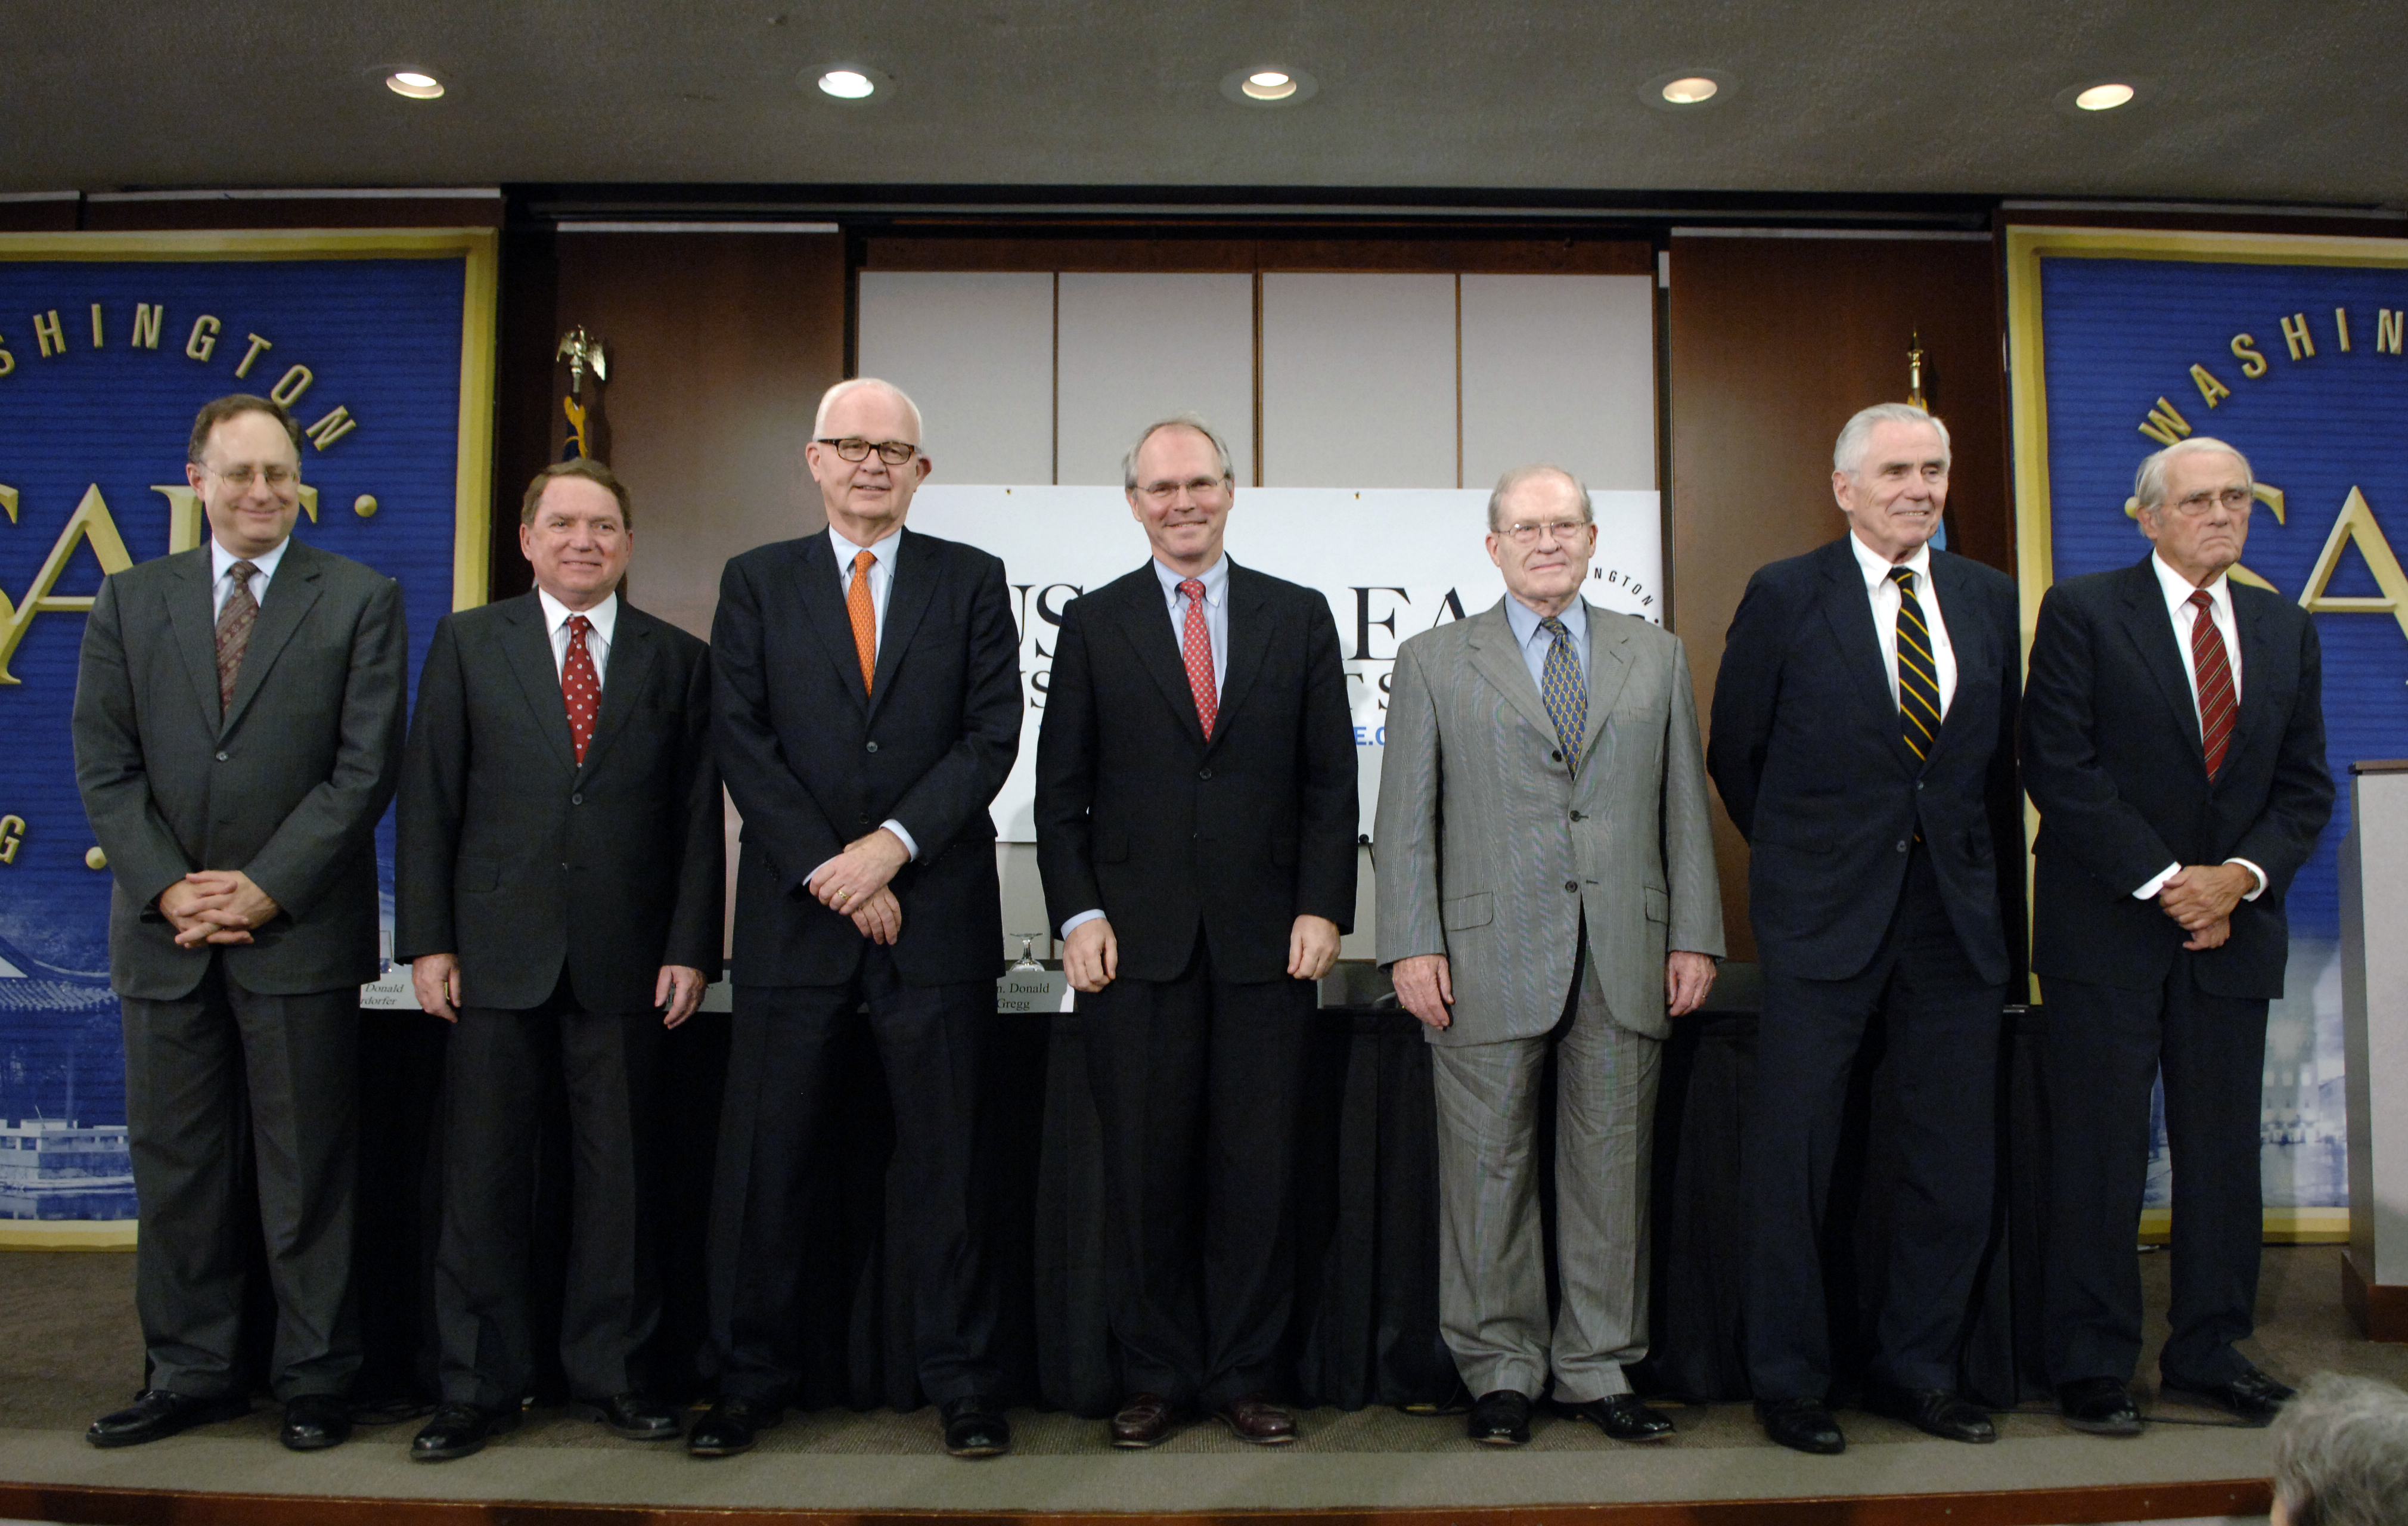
(0, 238), (488, 1221)
(2035, 244), (2408, 1215)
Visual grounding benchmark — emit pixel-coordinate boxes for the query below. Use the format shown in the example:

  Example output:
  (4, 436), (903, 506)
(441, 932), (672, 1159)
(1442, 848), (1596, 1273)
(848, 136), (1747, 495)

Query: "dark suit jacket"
(712, 526), (1021, 988)
(393, 593), (723, 1013)
(1708, 536), (2024, 986)
(2021, 555), (2333, 998)
(1034, 560), (1358, 985)
(72, 537), (407, 1000)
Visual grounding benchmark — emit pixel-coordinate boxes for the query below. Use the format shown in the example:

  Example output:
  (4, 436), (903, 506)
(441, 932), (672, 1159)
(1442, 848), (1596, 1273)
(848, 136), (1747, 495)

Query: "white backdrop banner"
(905, 485), (1664, 841)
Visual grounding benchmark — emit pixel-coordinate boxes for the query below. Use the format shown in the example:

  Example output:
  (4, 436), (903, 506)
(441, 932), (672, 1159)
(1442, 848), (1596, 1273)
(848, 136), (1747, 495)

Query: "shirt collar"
(830, 523), (902, 571)
(538, 587), (618, 644)
(1504, 594), (1587, 650)
(1850, 528), (1934, 593)
(210, 534), (290, 585)
(2153, 551), (2232, 619)
(1153, 554), (1228, 604)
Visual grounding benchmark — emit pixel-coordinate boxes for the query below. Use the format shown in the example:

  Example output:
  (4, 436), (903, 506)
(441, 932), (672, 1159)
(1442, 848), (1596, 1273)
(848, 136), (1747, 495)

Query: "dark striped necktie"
(1892, 567), (1941, 761)
(2190, 590), (2236, 780)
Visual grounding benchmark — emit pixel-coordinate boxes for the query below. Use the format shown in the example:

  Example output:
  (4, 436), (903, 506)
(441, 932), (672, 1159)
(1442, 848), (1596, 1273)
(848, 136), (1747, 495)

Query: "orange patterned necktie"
(215, 560), (259, 709)
(2190, 590), (2236, 780)
(847, 548), (879, 695)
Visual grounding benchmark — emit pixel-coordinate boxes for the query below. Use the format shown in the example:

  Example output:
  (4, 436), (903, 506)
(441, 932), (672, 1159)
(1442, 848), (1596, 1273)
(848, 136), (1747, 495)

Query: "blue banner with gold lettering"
(2009, 228), (2408, 1235)
(0, 231), (494, 1232)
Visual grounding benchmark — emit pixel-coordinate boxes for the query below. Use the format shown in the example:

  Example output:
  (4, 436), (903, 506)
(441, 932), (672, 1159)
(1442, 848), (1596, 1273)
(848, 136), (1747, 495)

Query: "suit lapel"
(2226, 584), (2275, 785)
(499, 594), (580, 773)
(1817, 538), (1919, 776)
(575, 606), (656, 777)
(1466, 601), (1559, 748)
(866, 528), (936, 724)
(1925, 551), (1987, 758)
(2117, 557), (2209, 773)
(1113, 567), (1209, 750)
(165, 549), (224, 733)
(1206, 563), (1273, 752)
(795, 533), (870, 712)
(1575, 605), (1635, 770)
(221, 540), (322, 735)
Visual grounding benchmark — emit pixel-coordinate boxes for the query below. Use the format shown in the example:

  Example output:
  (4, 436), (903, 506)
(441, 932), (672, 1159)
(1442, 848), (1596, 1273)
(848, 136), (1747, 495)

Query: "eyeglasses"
(815, 436), (920, 466)
(205, 464), (298, 489)
(1499, 517), (1593, 544)
(2164, 487), (2254, 517)
(1136, 476), (1231, 505)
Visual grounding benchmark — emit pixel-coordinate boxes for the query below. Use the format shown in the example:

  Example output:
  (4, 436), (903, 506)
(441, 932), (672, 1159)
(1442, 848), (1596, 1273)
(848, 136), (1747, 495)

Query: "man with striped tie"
(1708, 404), (2025, 1455)
(2023, 438), (2331, 1434)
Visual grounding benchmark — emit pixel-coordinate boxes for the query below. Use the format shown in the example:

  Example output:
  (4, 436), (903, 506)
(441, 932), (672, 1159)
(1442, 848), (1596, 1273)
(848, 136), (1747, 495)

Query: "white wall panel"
(1260, 274), (1456, 488)
(856, 271), (1054, 484)
(1056, 273), (1254, 486)
(1460, 274), (1658, 494)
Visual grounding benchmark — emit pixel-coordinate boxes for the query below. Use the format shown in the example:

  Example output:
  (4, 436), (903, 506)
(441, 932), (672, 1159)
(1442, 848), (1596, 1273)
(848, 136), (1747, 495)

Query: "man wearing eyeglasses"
(2023, 436), (2331, 1434)
(1034, 415), (1356, 1448)
(1377, 465), (1721, 1449)
(1708, 404), (2024, 1456)
(696, 378), (1022, 1460)
(73, 394), (405, 1451)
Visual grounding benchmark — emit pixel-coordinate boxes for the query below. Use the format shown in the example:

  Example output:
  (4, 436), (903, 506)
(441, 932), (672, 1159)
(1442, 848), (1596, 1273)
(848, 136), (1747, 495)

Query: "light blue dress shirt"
(1503, 594), (1591, 694)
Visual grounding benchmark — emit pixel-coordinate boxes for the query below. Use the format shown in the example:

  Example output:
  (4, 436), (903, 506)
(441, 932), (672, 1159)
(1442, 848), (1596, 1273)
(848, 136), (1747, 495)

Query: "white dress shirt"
(536, 588), (617, 688)
(1850, 531), (1957, 719)
(209, 535), (290, 618)
(808, 523), (918, 888)
(2133, 553), (2263, 902)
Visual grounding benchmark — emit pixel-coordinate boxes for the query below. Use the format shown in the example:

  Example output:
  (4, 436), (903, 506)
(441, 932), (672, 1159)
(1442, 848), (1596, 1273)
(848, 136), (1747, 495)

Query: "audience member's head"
(2269, 1373), (2408, 1526)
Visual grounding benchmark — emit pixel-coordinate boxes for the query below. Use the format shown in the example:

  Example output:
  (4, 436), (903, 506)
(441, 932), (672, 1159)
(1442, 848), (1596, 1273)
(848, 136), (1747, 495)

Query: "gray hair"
(814, 377), (924, 442)
(1833, 402), (1951, 476)
(2135, 435), (2254, 511)
(1487, 464), (1593, 532)
(1122, 414), (1236, 490)
(2271, 1373), (2408, 1526)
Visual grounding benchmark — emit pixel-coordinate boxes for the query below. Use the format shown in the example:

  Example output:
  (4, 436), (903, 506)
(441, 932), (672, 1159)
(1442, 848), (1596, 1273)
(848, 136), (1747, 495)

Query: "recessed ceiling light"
(818, 69), (875, 99)
(1220, 66), (1318, 107)
(2075, 81), (2136, 111)
(1243, 70), (1298, 101)
(385, 70), (444, 100)
(1639, 68), (1734, 111)
(1661, 76), (1718, 105)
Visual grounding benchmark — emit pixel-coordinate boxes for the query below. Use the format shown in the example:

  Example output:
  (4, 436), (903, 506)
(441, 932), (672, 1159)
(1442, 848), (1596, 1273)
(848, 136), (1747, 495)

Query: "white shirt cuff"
(880, 820), (919, 861)
(2226, 858), (2269, 901)
(1062, 908), (1107, 935)
(2134, 862), (2182, 900)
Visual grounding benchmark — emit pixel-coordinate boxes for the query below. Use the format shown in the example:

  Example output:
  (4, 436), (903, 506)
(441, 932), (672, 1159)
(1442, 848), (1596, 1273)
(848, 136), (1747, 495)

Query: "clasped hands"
(1063, 913), (1342, 994)
(409, 953), (707, 1028)
(1391, 948), (1718, 1031)
(808, 827), (910, 945)
(2158, 863), (2254, 951)
(159, 870), (278, 948)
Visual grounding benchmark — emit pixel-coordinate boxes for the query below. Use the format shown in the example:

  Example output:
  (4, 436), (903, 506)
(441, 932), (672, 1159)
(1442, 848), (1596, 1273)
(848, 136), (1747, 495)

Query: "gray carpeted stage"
(0, 1244), (2396, 1518)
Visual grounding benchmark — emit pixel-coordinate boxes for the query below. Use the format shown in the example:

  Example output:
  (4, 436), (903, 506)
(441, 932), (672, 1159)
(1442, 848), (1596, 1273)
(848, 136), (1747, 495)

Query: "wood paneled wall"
(1668, 233), (2011, 963)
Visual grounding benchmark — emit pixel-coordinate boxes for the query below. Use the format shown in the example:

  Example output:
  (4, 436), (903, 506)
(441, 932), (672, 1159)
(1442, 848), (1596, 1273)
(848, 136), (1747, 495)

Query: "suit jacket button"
(572, 793), (583, 805)
(1569, 810), (1585, 821)
(866, 741), (879, 753)
(215, 750), (228, 762)
(1198, 767), (1212, 780)
(1565, 880), (1578, 892)
(1551, 750), (1563, 762)
(1896, 839), (1909, 853)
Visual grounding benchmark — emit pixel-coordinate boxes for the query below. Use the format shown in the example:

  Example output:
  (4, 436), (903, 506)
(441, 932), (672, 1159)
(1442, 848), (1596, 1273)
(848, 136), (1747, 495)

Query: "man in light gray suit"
(1377, 464), (1721, 1447)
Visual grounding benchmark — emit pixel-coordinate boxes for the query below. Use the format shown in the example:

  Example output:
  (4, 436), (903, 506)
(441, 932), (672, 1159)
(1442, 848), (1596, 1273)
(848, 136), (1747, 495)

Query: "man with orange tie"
(2022, 437), (2331, 1434)
(696, 379), (1022, 1459)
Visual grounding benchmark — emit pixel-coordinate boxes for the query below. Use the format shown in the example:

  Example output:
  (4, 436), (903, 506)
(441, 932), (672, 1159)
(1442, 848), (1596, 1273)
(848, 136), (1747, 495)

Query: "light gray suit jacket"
(1375, 598), (1723, 1045)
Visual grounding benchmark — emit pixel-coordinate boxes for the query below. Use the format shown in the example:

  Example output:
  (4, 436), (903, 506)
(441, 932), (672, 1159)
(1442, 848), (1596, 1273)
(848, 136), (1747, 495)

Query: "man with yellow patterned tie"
(1708, 404), (2025, 1456)
(697, 379), (1023, 1459)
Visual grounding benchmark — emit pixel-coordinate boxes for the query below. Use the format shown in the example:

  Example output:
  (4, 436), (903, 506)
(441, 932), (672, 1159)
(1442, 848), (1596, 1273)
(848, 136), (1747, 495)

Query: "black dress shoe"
(575, 1392), (682, 1441)
(86, 1389), (250, 1449)
(1864, 1385), (1995, 1443)
(280, 1393), (353, 1451)
(1467, 1389), (1532, 1446)
(688, 1395), (782, 1458)
(2161, 1365), (2294, 1426)
(1109, 1392), (1178, 1448)
(411, 1402), (522, 1462)
(1756, 1397), (1845, 1455)
(1557, 1394), (1676, 1443)
(940, 1396), (1012, 1458)
(2056, 1377), (2143, 1436)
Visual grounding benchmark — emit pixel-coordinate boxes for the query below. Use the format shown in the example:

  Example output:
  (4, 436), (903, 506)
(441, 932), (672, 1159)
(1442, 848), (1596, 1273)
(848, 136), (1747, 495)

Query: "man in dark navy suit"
(1709, 403), (2025, 1456)
(697, 379), (1022, 1459)
(2023, 437), (2331, 1434)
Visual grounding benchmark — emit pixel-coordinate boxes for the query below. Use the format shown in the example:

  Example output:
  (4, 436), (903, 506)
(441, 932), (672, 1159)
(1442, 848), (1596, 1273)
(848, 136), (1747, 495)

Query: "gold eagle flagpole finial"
(556, 327), (609, 460)
(1906, 330), (1928, 411)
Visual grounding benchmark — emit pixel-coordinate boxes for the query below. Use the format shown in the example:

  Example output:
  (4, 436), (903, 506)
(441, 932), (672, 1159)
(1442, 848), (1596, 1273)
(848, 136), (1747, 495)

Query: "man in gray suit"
(1377, 464), (1721, 1447)
(73, 395), (406, 1452)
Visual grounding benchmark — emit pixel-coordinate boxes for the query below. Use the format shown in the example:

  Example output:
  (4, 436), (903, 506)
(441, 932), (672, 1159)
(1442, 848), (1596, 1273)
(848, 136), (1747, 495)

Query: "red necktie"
(563, 613), (600, 765)
(1180, 578), (1218, 740)
(2190, 590), (2235, 781)
(848, 549), (878, 696)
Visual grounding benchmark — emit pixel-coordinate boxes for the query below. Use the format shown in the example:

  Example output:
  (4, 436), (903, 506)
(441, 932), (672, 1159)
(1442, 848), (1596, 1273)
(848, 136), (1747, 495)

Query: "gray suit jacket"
(73, 537), (407, 1000)
(1375, 598), (1723, 1044)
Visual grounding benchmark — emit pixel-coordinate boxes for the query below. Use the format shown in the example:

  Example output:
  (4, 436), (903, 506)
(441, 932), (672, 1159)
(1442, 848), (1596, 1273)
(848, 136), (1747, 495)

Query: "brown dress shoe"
(1110, 1392), (1177, 1449)
(1214, 1392), (1297, 1445)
